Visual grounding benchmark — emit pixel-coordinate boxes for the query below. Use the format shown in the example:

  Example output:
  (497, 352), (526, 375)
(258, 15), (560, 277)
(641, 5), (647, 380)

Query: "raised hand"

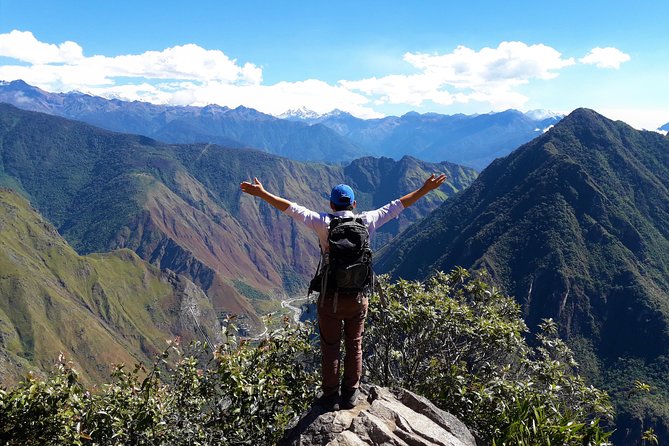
(422, 173), (447, 191)
(240, 177), (266, 197)
(239, 177), (291, 211)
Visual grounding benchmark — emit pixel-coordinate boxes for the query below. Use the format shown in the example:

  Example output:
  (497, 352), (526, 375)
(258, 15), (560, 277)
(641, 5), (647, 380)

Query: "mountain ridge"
(0, 188), (220, 384)
(0, 80), (368, 162)
(376, 107), (669, 443)
(1, 80), (562, 168)
(0, 103), (477, 327)
(299, 106), (562, 169)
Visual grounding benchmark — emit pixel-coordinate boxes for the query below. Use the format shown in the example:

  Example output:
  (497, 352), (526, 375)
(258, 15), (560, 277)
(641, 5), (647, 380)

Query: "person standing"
(240, 174), (447, 410)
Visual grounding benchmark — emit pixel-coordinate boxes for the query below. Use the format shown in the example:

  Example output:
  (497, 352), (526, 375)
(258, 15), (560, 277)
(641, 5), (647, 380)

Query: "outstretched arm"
(240, 177), (291, 212)
(399, 173), (447, 208)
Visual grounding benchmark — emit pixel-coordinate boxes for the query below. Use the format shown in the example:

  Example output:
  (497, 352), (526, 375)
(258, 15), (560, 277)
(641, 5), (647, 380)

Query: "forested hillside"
(377, 108), (669, 443)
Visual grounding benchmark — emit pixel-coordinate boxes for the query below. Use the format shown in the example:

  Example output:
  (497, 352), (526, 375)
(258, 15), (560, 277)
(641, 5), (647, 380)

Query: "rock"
(280, 385), (477, 446)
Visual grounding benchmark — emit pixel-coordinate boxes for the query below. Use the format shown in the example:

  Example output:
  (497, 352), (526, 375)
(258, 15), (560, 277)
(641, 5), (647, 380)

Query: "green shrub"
(1, 271), (615, 445)
(0, 319), (319, 446)
(364, 269), (614, 445)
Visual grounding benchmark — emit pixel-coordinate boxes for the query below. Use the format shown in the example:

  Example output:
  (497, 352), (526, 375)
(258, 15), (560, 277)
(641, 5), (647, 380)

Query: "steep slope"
(173, 148), (476, 252)
(0, 104), (477, 325)
(0, 103), (260, 325)
(376, 108), (669, 443)
(0, 189), (219, 384)
(0, 80), (366, 162)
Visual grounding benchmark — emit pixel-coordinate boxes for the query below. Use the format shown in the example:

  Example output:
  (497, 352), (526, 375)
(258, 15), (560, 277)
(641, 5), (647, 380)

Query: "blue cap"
(330, 184), (355, 206)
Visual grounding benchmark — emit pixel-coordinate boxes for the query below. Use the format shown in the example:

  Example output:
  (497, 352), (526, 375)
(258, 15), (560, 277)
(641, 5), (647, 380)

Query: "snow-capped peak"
(278, 107), (321, 120)
(525, 109), (563, 120)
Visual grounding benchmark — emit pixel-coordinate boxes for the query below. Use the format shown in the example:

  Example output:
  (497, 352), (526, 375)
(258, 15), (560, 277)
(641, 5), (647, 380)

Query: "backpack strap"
(310, 214), (335, 299)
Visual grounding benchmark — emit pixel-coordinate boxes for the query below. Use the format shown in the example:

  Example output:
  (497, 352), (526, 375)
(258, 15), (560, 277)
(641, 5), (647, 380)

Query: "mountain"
(0, 81), (563, 169)
(278, 107), (322, 121)
(523, 109), (563, 120)
(0, 80), (367, 162)
(376, 108), (669, 443)
(0, 104), (477, 329)
(0, 188), (220, 384)
(302, 108), (562, 169)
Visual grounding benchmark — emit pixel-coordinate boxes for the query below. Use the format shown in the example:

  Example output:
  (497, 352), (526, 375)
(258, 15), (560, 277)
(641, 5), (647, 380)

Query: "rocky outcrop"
(280, 386), (477, 446)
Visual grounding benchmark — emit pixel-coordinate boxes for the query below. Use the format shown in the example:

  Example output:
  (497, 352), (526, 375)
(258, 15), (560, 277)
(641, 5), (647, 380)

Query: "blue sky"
(0, 0), (667, 128)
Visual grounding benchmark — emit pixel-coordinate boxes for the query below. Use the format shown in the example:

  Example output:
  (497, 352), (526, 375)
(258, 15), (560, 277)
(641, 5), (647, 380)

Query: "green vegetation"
(232, 279), (271, 301)
(376, 108), (669, 441)
(1, 271), (614, 445)
(0, 104), (477, 329)
(231, 279), (288, 316)
(0, 321), (318, 446)
(2, 101), (663, 443)
(365, 269), (613, 445)
(0, 188), (219, 384)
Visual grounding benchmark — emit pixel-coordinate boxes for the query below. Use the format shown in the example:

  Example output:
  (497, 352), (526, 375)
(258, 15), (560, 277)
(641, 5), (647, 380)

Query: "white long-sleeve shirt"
(283, 199), (405, 254)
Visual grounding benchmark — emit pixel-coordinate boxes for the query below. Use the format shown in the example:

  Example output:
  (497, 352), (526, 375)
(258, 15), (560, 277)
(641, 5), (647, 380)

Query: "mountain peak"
(278, 107), (321, 120)
(552, 108), (628, 135)
(322, 109), (353, 119)
(563, 107), (599, 120)
(5, 79), (31, 88)
(1, 79), (42, 93)
(524, 109), (563, 120)
(496, 109), (524, 116)
(400, 111), (422, 119)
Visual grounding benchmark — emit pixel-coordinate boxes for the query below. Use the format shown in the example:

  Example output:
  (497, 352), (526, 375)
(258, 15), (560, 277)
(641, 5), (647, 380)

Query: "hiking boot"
(340, 388), (359, 410)
(317, 392), (340, 412)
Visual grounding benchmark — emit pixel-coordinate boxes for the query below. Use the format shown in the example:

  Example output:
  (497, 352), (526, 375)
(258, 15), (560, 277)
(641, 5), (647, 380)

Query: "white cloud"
(579, 47), (630, 69)
(341, 41), (575, 111)
(0, 30), (84, 64)
(168, 79), (381, 118)
(6, 32), (636, 119)
(102, 44), (263, 84)
(0, 30), (382, 117)
(79, 79), (381, 118)
(0, 31), (262, 88)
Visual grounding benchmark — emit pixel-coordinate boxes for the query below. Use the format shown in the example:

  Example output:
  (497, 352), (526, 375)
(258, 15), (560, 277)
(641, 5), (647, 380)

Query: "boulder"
(280, 385), (477, 446)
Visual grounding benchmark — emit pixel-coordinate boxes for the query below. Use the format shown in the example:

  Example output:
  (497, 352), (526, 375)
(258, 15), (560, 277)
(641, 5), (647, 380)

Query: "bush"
(0, 319), (319, 446)
(364, 269), (614, 445)
(0, 271), (615, 445)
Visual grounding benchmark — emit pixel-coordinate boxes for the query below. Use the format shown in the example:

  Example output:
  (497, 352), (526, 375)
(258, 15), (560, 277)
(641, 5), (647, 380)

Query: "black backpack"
(309, 216), (373, 295)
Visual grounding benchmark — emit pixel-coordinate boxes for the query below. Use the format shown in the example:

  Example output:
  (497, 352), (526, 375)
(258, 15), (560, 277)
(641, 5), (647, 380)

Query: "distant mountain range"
(282, 107), (562, 169)
(0, 103), (477, 331)
(0, 188), (220, 384)
(376, 108), (669, 444)
(0, 80), (366, 161)
(1, 80), (562, 169)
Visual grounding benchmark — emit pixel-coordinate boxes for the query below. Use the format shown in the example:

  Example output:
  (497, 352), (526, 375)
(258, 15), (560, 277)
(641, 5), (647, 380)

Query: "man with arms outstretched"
(240, 174), (446, 410)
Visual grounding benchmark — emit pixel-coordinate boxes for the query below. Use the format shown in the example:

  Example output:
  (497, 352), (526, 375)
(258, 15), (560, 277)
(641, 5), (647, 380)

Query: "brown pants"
(317, 291), (368, 396)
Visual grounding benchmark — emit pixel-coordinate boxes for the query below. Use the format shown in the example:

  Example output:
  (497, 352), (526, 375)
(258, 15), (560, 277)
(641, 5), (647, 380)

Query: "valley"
(0, 96), (667, 443)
